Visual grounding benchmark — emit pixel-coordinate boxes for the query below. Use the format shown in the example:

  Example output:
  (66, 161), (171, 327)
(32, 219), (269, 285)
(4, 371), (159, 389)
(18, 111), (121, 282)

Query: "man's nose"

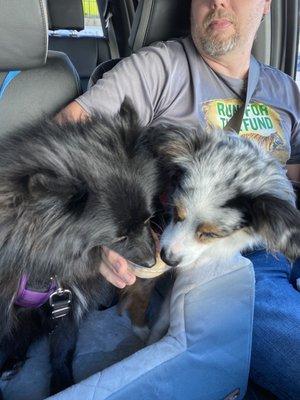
(210, 0), (228, 9)
(160, 247), (181, 267)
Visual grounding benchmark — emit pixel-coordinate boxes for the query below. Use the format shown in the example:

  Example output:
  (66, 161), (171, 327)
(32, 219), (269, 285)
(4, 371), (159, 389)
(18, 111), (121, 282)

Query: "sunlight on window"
(82, 0), (103, 36)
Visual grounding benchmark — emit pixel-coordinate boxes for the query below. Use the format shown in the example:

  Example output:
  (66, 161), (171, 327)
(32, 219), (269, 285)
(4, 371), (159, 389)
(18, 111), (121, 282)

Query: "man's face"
(191, 0), (272, 58)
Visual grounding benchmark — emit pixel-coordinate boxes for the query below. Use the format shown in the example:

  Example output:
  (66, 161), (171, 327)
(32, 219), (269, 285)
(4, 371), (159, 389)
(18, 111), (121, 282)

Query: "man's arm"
(287, 164), (300, 185)
(287, 164), (300, 208)
(55, 101), (89, 123)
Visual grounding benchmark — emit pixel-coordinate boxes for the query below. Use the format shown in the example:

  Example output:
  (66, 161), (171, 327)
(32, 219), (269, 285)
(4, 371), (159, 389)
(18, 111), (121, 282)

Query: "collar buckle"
(49, 277), (72, 319)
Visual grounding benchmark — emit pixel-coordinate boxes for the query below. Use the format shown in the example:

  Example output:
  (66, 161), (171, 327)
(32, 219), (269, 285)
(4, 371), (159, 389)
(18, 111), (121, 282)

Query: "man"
(57, 1), (300, 398)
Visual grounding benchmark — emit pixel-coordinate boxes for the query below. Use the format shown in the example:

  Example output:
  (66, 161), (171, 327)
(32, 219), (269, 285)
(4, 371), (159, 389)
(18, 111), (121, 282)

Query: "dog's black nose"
(160, 248), (181, 267)
(139, 256), (156, 268)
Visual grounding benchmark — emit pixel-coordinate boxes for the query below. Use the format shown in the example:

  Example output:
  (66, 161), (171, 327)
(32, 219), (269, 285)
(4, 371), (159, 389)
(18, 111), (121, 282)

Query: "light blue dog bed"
(0, 256), (254, 400)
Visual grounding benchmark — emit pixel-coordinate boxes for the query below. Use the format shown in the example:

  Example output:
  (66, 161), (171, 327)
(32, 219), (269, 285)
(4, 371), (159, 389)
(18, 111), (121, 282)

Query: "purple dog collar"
(15, 275), (57, 308)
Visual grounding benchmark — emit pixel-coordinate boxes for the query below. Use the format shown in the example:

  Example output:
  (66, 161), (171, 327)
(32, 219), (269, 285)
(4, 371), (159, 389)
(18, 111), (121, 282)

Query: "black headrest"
(0, 0), (48, 71)
(48, 0), (84, 31)
(129, 0), (191, 51)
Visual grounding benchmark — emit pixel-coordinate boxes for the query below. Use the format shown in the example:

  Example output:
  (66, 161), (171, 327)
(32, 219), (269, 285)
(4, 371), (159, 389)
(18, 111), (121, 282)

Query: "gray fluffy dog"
(0, 101), (159, 397)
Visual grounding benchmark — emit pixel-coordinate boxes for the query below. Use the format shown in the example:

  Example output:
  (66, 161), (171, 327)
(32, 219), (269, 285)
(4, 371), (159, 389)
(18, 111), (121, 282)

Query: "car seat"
(0, 0), (81, 136)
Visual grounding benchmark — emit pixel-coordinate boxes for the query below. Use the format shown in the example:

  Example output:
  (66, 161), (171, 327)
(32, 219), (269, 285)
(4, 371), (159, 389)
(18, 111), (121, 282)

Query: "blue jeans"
(246, 251), (300, 399)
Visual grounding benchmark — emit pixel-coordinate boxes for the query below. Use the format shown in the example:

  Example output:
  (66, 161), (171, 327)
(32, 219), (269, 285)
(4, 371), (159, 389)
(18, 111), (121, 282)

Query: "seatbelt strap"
(104, 0), (120, 59)
(0, 70), (21, 100)
(106, 12), (120, 58)
(224, 57), (261, 133)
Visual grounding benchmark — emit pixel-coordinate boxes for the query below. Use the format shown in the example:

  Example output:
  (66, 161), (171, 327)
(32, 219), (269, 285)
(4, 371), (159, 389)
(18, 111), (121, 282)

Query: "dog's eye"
(205, 232), (220, 238)
(196, 231), (220, 240)
(112, 236), (127, 244)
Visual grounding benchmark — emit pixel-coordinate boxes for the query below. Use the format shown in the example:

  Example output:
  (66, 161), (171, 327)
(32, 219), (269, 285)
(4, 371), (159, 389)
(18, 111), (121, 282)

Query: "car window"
(82, 0), (103, 37)
(297, 32), (300, 88)
(297, 48), (300, 88)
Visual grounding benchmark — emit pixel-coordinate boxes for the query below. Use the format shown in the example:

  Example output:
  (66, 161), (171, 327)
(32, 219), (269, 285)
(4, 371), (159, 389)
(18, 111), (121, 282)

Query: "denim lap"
(246, 251), (300, 400)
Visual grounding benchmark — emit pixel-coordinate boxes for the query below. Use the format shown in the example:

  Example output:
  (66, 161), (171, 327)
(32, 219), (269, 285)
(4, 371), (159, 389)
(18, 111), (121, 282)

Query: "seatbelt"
(224, 57), (260, 133)
(103, 0), (120, 59)
(0, 70), (21, 100)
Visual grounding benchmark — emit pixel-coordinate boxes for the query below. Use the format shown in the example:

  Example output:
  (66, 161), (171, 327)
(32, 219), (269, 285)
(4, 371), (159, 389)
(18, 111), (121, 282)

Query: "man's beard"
(198, 32), (239, 58)
(192, 10), (240, 58)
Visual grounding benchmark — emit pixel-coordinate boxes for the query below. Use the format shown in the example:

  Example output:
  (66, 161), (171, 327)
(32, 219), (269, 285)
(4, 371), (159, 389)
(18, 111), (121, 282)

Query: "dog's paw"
(132, 325), (150, 342)
(146, 331), (161, 346)
(147, 326), (168, 345)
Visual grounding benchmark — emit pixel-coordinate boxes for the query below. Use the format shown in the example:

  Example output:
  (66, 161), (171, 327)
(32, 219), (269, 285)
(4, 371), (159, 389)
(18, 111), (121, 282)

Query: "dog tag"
(49, 288), (72, 319)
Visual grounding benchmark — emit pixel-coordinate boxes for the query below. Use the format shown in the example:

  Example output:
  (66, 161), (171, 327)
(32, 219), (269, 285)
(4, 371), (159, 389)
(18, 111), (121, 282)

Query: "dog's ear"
(142, 125), (202, 165)
(28, 172), (89, 213)
(28, 173), (72, 198)
(118, 97), (140, 130)
(249, 194), (300, 261)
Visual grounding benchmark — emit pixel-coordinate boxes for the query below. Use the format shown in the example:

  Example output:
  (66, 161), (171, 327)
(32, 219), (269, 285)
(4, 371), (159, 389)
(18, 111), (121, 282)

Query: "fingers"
(100, 247), (136, 288)
(99, 261), (127, 288)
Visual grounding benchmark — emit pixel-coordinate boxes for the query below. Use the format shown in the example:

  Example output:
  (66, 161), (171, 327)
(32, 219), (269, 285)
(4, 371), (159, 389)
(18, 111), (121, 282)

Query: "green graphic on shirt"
(216, 102), (274, 132)
(202, 99), (289, 164)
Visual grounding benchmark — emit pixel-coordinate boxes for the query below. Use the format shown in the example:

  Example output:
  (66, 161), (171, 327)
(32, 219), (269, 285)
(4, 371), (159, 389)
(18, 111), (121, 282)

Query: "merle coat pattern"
(143, 125), (300, 267)
(141, 126), (300, 344)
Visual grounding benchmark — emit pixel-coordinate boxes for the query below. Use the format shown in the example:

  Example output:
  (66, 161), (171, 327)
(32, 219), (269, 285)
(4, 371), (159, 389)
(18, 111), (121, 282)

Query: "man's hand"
(287, 164), (300, 186)
(100, 246), (136, 288)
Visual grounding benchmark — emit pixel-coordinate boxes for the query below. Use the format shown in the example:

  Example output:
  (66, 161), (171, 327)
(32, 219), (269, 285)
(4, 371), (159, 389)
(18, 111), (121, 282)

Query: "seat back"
(48, 0), (111, 91)
(0, 0), (81, 136)
(48, 0), (85, 31)
(88, 58), (121, 89)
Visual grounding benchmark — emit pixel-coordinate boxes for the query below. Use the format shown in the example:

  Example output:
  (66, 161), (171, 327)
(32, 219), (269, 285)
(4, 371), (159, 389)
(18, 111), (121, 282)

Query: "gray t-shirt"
(77, 37), (300, 165)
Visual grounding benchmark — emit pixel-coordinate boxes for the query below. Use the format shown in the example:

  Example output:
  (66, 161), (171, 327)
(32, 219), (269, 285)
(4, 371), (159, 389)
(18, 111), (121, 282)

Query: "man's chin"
(199, 36), (238, 58)
(207, 28), (236, 43)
